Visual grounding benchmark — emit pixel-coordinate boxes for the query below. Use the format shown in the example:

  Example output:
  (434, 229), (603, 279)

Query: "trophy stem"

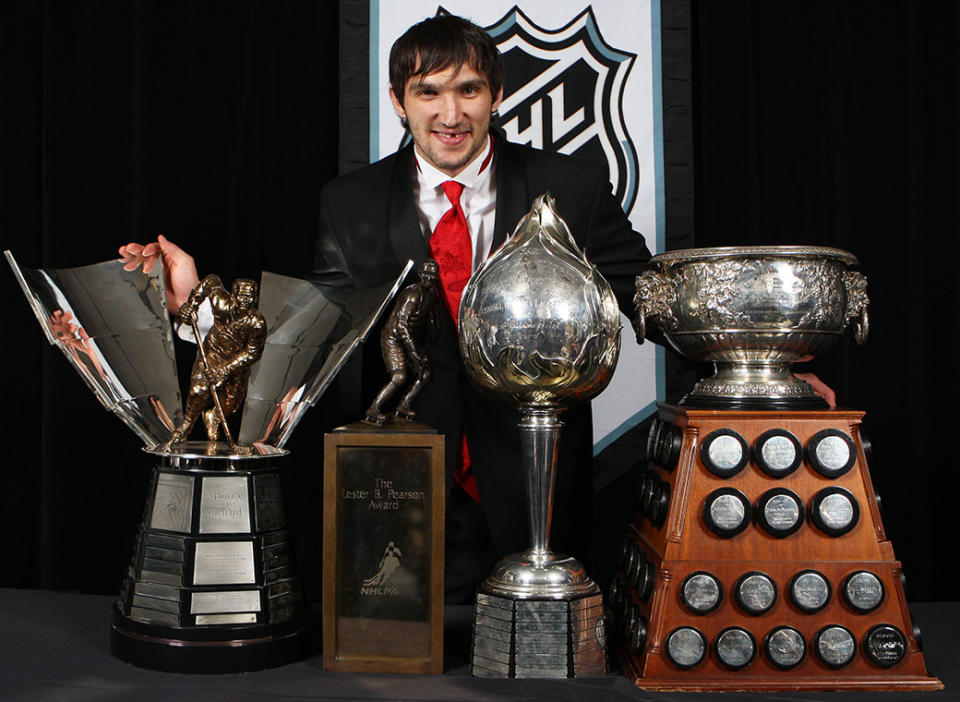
(519, 407), (562, 560)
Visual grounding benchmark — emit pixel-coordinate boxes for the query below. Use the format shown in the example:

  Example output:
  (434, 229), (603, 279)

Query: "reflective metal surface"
(765, 626), (806, 669)
(843, 570), (885, 613)
(808, 429), (857, 477)
(755, 429), (802, 476)
(681, 572), (722, 614)
(812, 487), (860, 536)
(634, 246), (869, 407)
(715, 627), (756, 669)
(459, 194), (619, 600)
(735, 572), (777, 615)
(814, 625), (857, 668)
(6, 251), (181, 447)
(864, 624), (907, 668)
(239, 264), (412, 446)
(665, 627), (706, 669)
(790, 570), (831, 613)
(701, 430), (748, 477)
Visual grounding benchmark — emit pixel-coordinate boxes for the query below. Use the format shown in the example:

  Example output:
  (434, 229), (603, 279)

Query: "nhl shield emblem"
(486, 7), (640, 215)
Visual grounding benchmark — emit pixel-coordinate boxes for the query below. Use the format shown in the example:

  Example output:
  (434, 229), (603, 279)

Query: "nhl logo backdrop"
(369, 1), (664, 453)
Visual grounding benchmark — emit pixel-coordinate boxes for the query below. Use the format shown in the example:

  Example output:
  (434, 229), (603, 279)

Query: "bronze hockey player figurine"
(168, 275), (266, 448)
(364, 259), (440, 426)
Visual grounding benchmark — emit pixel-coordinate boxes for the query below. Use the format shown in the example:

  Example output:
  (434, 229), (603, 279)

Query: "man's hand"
(119, 234), (199, 313)
(795, 372), (836, 409)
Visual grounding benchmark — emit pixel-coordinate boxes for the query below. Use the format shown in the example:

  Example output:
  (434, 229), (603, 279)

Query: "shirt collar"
(414, 135), (494, 191)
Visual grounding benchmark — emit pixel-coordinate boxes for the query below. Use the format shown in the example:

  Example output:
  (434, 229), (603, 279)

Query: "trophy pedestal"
(612, 405), (942, 692)
(111, 443), (310, 673)
(471, 583), (606, 678)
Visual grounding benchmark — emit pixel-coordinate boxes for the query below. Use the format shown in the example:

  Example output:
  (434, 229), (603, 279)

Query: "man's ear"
(389, 86), (407, 120)
(491, 85), (504, 112)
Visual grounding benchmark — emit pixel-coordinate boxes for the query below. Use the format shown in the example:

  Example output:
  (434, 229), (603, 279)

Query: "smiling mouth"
(433, 130), (469, 146)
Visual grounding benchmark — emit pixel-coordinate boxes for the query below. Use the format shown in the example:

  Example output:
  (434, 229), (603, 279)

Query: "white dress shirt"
(413, 136), (497, 271)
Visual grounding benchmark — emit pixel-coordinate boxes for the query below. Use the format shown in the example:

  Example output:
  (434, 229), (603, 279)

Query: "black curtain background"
(1, 1), (956, 601)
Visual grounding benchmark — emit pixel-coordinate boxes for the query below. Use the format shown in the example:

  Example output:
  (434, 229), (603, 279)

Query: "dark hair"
(389, 14), (504, 104)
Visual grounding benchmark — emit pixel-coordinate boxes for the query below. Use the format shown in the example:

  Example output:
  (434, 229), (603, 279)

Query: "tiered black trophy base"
(471, 590), (606, 678)
(610, 405), (942, 692)
(112, 443), (309, 673)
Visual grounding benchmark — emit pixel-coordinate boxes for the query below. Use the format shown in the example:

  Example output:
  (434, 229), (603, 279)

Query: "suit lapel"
(491, 137), (530, 253)
(388, 144), (429, 269)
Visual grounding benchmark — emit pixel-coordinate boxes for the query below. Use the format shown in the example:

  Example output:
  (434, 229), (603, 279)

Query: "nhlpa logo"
(486, 7), (640, 215)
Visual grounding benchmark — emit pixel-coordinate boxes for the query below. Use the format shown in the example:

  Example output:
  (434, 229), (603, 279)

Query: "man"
(121, 14), (832, 603)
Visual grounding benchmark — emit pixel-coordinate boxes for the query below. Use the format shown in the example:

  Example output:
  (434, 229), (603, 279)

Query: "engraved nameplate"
(150, 472), (194, 533)
(195, 613), (257, 625)
(193, 541), (256, 585)
(191, 590), (262, 614)
(199, 476), (251, 533)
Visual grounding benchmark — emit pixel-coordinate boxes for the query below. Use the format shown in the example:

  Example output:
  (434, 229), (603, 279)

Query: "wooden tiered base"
(612, 405), (943, 692)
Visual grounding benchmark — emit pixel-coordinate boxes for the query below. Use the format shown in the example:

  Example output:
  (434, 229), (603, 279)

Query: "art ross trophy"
(459, 194), (620, 678)
(6, 249), (409, 673)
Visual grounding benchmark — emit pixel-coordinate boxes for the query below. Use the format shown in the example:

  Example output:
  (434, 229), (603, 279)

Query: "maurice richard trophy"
(459, 194), (620, 678)
(6, 249), (408, 673)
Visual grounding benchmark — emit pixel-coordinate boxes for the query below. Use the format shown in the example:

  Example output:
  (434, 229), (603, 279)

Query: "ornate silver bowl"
(634, 245), (868, 408)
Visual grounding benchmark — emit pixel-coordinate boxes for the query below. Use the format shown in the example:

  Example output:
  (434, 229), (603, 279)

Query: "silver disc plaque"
(703, 488), (752, 538)
(665, 626), (706, 669)
(756, 488), (804, 537)
(811, 487), (860, 536)
(864, 624), (907, 668)
(701, 430), (748, 477)
(754, 429), (802, 477)
(765, 626), (806, 669)
(714, 626), (756, 669)
(735, 572), (777, 615)
(629, 614), (649, 654)
(789, 570), (831, 613)
(814, 625), (857, 668)
(808, 429), (857, 478)
(842, 570), (885, 613)
(680, 572), (722, 615)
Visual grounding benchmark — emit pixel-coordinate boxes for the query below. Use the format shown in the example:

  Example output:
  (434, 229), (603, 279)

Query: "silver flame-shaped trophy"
(5, 249), (409, 673)
(459, 194), (621, 677)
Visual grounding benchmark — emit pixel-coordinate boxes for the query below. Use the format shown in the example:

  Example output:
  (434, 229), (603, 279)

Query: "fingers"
(795, 372), (836, 409)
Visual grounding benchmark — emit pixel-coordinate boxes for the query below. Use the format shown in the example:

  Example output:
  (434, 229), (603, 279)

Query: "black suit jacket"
(313, 133), (652, 558)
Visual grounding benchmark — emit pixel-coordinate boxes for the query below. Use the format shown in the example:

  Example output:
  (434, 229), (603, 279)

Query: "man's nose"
(439, 94), (461, 126)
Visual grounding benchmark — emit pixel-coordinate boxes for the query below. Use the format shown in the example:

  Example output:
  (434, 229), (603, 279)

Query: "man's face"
(391, 63), (503, 177)
(233, 282), (257, 312)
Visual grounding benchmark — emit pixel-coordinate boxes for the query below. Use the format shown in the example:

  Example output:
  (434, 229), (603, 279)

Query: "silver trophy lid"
(6, 251), (182, 448)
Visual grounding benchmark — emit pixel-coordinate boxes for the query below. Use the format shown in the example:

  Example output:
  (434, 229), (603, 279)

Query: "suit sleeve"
(311, 184), (354, 288)
(581, 169), (654, 315)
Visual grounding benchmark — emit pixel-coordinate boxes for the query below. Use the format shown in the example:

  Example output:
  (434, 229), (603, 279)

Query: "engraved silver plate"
(765, 626), (806, 669)
(199, 476), (251, 534)
(150, 472), (194, 533)
(761, 436), (796, 471)
(708, 435), (742, 469)
(736, 572), (776, 615)
(764, 494), (800, 528)
(816, 436), (851, 471)
(195, 613), (258, 625)
(790, 570), (831, 612)
(665, 627), (706, 669)
(193, 541), (256, 585)
(864, 624), (906, 668)
(190, 590), (261, 614)
(843, 571), (885, 612)
(681, 572), (721, 614)
(815, 625), (856, 667)
(819, 493), (854, 529)
(715, 627), (756, 669)
(710, 495), (745, 529)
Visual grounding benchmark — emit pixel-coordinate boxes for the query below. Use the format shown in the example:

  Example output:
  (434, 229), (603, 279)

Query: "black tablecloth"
(0, 589), (955, 701)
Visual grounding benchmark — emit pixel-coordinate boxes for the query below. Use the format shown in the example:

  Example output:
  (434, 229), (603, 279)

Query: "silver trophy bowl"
(634, 245), (869, 408)
(459, 193), (619, 677)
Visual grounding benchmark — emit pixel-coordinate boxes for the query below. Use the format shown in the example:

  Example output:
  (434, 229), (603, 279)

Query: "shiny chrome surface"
(459, 194), (620, 601)
(239, 265), (411, 447)
(634, 245), (869, 404)
(6, 251), (181, 447)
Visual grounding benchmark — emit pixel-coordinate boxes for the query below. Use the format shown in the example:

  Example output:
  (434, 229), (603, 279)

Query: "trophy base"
(471, 590), (606, 678)
(111, 607), (310, 674)
(681, 368), (827, 410)
(113, 445), (310, 673)
(680, 392), (828, 410)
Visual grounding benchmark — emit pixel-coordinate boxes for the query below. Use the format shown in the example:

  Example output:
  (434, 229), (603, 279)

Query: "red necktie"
(429, 181), (480, 503)
(429, 180), (472, 322)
